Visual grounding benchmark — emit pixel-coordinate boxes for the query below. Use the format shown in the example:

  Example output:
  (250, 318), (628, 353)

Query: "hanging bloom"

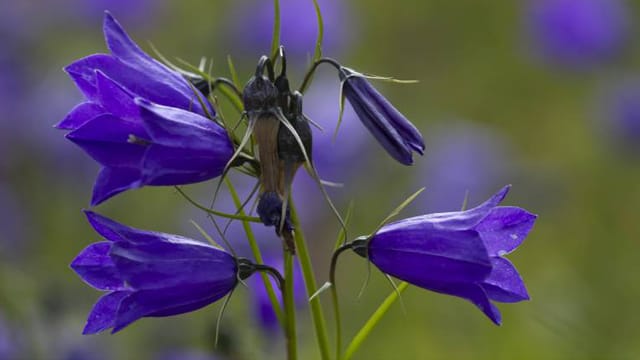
(56, 13), (231, 205)
(351, 185), (536, 324)
(340, 67), (425, 165)
(525, 0), (630, 69)
(71, 211), (244, 334)
(59, 12), (213, 126)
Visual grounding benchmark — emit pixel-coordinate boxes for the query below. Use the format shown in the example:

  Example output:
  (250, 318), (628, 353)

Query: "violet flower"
(525, 0), (630, 69)
(351, 185), (536, 324)
(340, 67), (424, 165)
(71, 211), (244, 334)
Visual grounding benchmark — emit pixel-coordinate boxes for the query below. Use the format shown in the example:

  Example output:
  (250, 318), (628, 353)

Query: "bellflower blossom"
(57, 15), (233, 205)
(352, 185), (536, 324)
(340, 68), (425, 165)
(71, 211), (241, 334)
(525, 0), (630, 68)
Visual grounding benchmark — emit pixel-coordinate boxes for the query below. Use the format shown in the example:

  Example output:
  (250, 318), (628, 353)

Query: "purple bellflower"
(57, 16), (232, 206)
(71, 211), (244, 334)
(340, 67), (425, 165)
(351, 185), (536, 324)
(525, 0), (630, 69)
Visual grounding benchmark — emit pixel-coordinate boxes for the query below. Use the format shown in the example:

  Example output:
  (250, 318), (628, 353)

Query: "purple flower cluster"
(57, 14), (232, 205)
(352, 186), (536, 324)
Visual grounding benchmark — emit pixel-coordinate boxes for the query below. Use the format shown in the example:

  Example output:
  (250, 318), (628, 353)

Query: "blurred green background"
(1, 0), (639, 359)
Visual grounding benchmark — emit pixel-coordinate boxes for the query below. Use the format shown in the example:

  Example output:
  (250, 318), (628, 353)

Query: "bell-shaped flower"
(61, 70), (233, 205)
(58, 12), (213, 132)
(71, 211), (243, 334)
(352, 185), (536, 324)
(340, 67), (425, 165)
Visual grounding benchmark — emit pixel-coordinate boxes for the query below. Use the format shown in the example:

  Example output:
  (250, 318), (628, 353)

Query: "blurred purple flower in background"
(416, 121), (512, 212)
(0, 183), (30, 258)
(352, 186), (536, 325)
(72, 211), (240, 334)
(0, 314), (17, 360)
(248, 252), (305, 335)
(598, 78), (640, 154)
(524, 0), (630, 69)
(227, 0), (354, 59)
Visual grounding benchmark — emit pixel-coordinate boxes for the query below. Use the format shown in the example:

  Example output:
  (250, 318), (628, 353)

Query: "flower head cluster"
(351, 185), (536, 324)
(57, 13), (232, 205)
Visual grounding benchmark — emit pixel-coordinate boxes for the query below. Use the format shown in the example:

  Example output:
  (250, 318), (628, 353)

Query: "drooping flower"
(71, 211), (244, 334)
(524, 0), (630, 69)
(340, 67), (425, 165)
(57, 14), (231, 205)
(351, 185), (536, 324)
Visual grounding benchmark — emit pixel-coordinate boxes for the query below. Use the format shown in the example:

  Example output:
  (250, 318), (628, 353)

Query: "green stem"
(311, 0), (324, 62)
(343, 282), (409, 360)
(270, 0), (281, 59)
(284, 249), (297, 360)
(329, 243), (352, 360)
(225, 178), (284, 327)
(175, 186), (261, 223)
(290, 203), (331, 360)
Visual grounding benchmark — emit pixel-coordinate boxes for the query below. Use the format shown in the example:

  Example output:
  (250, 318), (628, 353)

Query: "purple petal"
(56, 102), (105, 130)
(71, 242), (124, 290)
(90, 167), (142, 206)
(111, 284), (233, 333)
(141, 145), (228, 185)
(109, 240), (237, 290)
(370, 227), (491, 283)
(481, 257), (529, 303)
(84, 210), (129, 242)
(83, 290), (130, 335)
(419, 185), (512, 230)
(136, 99), (229, 149)
(426, 282), (502, 325)
(94, 70), (138, 120)
(100, 13), (213, 117)
(66, 114), (147, 168)
(102, 12), (154, 66)
(65, 54), (116, 100)
(475, 206), (537, 256)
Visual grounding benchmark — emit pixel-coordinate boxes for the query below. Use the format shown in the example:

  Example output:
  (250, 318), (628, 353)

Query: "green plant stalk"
(343, 282), (409, 360)
(270, 0), (281, 59)
(284, 249), (297, 360)
(225, 178), (284, 327)
(311, 0), (324, 62)
(175, 186), (261, 223)
(290, 203), (331, 360)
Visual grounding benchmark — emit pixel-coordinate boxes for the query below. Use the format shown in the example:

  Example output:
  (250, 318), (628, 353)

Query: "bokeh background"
(1, 0), (639, 359)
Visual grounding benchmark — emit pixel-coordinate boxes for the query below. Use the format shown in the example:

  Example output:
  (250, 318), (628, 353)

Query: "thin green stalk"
(311, 0), (324, 62)
(175, 186), (261, 223)
(270, 0), (281, 59)
(343, 282), (409, 360)
(329, 243), (352, 360)
(284, 250), (297, 360)
(290, 203), (331, 360)
(225, 178), (284, 327)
